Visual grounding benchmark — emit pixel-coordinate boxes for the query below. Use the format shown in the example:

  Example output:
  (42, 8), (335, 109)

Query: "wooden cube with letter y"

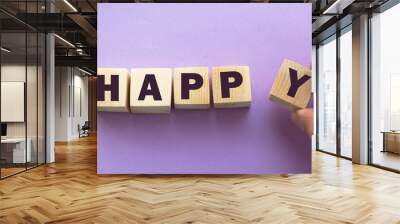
(130, 68), (172, 113)
(174, 67), (210, 109)
(269, 59), (312, 109)
(97, 68), (130, 112)
(212, 66), (252, 108)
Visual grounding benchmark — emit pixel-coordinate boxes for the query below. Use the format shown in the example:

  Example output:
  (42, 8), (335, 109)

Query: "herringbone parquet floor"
(1, 134), (400, 224)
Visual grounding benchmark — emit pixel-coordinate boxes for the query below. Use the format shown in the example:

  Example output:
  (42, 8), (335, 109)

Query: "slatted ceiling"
(0, 1), (46, 14)
(77, 1), (97, 12)
(89, 0), (312, 3)
(1, 135), (400, 222)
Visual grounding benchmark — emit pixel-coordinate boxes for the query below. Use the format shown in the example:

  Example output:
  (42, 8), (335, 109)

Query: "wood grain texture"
(174, 67), (210, 109)
(96, 68), (130, 112)
(88, 77), (97, 132)
(1, 135), (400, 223)
(384, 132), (400, 154)
(130, 68), (172, 114)
(269, 59), (312, 109)
(212, 66), (252, 108)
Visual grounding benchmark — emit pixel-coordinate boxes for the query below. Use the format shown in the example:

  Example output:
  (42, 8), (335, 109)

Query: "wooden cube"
(212, 66), (252, 108)
(97, 68), (130, 112)
(174, 67), (210, 109)
(269, 59), (312, 109)
(130, 68), (172, 113)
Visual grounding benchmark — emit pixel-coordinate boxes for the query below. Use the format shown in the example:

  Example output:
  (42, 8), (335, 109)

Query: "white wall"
(1, 65), (27, 141)
(1, 63), (46, 164)
(55, 67), (89, 141)
(55, 66), (69, 141)
(75, 73), (89, 121)
(1, 65), (38, 138)
(71, 73), (89, 138)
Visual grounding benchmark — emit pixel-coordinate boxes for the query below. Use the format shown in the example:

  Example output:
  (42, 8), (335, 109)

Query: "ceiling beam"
(55, 55), (96, 71)
(67, 13), (97, 40)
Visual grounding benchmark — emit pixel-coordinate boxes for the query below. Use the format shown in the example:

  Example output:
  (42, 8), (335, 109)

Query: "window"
(316, 24), (353, 159)
(0, 1), (47, 179)
(339, 27), (352, 158)
(370, 2), (400, 171)
(317, 35), (337, 154)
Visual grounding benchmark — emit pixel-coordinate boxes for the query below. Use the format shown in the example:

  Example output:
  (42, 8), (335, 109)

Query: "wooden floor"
(373, 150), (400, 171)
(0, 167), (26, 178)
(1, 135), (400, 224)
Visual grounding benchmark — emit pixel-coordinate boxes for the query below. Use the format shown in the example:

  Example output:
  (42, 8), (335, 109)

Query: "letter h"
(97, 74), (119, 101)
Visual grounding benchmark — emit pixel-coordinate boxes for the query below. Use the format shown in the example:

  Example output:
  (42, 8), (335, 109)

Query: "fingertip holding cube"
(269, 59), (312, 109)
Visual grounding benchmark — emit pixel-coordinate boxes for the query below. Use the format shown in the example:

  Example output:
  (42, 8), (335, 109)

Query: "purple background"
(97, 3), (312, 174)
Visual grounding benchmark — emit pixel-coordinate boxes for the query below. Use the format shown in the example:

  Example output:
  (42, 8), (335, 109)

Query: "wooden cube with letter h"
(97, 68), (130, 112)
(174, 67), (210, 109)
(269, 59), (312, 109)
(130, 68), (172, 113)
(212, 66), (252, 108)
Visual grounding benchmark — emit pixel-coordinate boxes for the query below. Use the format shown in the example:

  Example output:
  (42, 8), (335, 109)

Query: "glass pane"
(27, 31), (38, 169)
(340, 28), (352, 158)
(371, 3), (400, 171)
(317, 36), (337, 154)
(26, 0), (39, 169)
(1, 31), (27, 177)
(0, 0), (46, 178)
(38, 32), (45, 165)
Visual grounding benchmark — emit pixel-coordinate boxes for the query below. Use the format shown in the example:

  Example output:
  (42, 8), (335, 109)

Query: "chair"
(79, 121), (90, 138)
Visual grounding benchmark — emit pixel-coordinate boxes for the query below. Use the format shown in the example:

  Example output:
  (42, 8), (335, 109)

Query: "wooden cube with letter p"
(130, 68), (172, 113)
(212, 66), (252, 108)
(97, 68), (130, 112)
(174, 67), (210, 109)
(269, 59), (312, 109)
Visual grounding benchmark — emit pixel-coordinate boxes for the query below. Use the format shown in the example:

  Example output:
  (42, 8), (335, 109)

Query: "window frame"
(367, 0), (400, 173)
(315, 24), (353, 160)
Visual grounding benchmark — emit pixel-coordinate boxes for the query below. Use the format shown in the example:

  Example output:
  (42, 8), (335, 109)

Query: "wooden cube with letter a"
(212, 66), (252, 108)
(130, 68), (172, 113)
(97, 68), (130, 112)
(174, 67), (210, 109)
(269, 59), (312, 109)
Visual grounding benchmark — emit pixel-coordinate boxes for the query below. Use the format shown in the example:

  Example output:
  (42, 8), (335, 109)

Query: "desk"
(382, 131), (400, 154)
(1, 138), (31, 163)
